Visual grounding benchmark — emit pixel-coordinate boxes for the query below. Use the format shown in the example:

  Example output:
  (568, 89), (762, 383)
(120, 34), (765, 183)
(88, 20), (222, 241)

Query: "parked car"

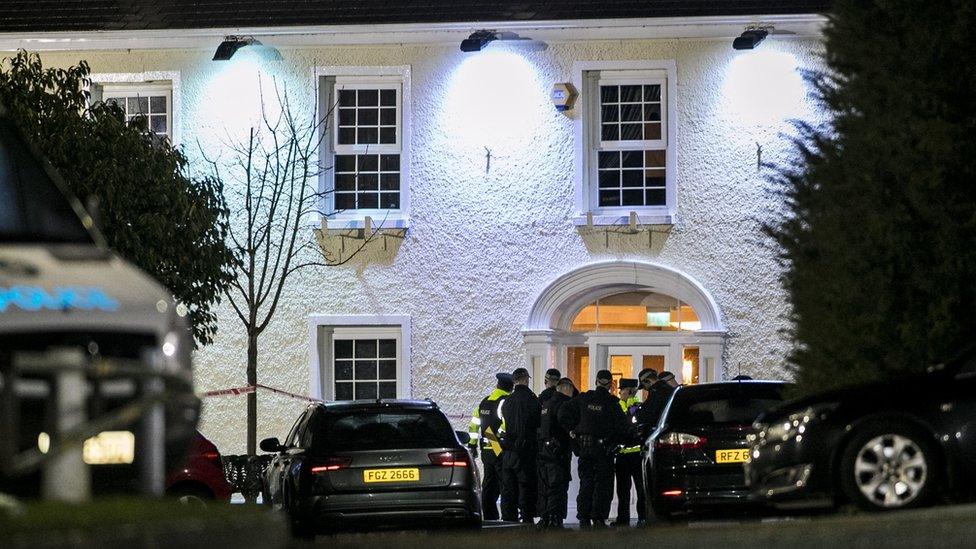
(746, 348), (976, 512)
(642, 381), (790, 520)
(261, 399), (481, 536)
(165, 430), (232, 504)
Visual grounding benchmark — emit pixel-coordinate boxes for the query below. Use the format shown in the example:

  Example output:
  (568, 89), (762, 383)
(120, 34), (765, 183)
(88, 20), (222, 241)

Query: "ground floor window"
(333, 335), (399, 400)
(308, 315), (411, 402)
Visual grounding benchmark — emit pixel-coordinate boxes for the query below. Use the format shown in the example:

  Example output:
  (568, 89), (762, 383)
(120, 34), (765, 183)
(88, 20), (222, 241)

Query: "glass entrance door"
(606, 346), (670, 385)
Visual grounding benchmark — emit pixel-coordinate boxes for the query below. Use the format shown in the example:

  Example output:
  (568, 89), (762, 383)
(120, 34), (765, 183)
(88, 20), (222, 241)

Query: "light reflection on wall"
(197, 48), (283, 140)
(439, 48), (547, 157)
(721, 48), (807, 128)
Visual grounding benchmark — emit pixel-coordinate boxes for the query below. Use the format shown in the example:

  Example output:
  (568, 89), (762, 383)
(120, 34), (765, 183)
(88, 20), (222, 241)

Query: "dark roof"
(1, 1), (831, 33)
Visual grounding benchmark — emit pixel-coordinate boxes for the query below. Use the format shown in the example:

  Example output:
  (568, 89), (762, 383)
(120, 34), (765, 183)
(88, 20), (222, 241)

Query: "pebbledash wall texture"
(40, 36), (826, 454)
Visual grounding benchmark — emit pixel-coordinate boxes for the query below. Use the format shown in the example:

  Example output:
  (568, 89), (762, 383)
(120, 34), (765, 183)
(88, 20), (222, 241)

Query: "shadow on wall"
(578, 224), (673, 256)
(314, 227), (405, 268)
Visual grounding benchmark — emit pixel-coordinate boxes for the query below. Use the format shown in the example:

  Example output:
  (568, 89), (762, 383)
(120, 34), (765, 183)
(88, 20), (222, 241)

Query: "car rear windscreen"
(314, 410), (456, 452)
(667, 385), (786, 427)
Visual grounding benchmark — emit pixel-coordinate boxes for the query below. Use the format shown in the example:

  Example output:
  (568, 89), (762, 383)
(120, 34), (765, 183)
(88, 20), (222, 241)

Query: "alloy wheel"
(853, 434), (927, 508)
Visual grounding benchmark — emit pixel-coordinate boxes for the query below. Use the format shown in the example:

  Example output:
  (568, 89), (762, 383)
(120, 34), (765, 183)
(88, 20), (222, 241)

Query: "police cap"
(638, 368), (658, 382)
(595, 369), (613, 382)
(658, 371), (675, 381)
(619, 378), (638, 389)
(495, 372), (513, 384)
(545, 368), (561, 381)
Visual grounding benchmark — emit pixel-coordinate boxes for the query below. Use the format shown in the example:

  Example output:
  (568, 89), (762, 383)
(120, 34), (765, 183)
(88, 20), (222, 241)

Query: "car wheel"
(839, 422), (940, 511)
(168, 485), (213, 507)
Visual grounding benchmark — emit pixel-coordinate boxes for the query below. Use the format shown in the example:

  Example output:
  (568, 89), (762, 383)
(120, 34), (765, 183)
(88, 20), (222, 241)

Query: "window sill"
(321, 215), (410, 231)
(572, 212), (675, 227)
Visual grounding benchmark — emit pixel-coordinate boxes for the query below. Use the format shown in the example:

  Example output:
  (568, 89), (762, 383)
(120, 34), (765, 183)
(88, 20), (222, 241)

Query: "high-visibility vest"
(468, 388), (509, 457)
(618, 396), (642, 455)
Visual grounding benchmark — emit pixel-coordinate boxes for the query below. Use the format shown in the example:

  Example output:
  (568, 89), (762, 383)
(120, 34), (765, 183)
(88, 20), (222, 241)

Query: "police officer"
(537, 368), (562, 406)
(468, 372), (513, 521)
(558, 369), (628, 528)
(636, 370), (678, 428)
(500, 367), (542, 524)
(536, 377), (575, 529)
(613, 378), (646, 526)
(638, 368), (658, 401)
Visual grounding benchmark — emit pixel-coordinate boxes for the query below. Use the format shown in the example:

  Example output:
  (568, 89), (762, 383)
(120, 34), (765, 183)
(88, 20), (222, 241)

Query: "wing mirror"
(259, 437), (283, 453)
(455, 430), (471, 445)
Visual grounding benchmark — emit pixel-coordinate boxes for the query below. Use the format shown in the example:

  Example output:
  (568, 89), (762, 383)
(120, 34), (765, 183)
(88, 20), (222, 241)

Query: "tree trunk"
(246, 332), (258, 456)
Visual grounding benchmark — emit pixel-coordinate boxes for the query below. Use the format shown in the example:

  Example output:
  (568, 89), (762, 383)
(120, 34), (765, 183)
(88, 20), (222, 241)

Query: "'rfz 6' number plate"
(715, 449), (750, 463)
(363, 468), (420, 483)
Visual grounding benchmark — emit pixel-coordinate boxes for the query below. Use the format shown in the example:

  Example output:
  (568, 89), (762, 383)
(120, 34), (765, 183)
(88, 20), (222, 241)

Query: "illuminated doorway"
(523, 261), (726, 391)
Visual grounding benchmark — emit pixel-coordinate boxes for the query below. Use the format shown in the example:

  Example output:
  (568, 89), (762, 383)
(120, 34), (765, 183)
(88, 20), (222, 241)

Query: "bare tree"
(202, 82), (379, 457)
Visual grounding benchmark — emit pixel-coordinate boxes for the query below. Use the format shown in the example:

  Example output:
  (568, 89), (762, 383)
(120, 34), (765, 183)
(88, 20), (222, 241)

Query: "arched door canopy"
(525, 260), (725, 333)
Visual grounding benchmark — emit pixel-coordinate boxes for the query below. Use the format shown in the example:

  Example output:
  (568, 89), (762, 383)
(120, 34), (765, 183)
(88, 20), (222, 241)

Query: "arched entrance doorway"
(522, 261), (726, 391)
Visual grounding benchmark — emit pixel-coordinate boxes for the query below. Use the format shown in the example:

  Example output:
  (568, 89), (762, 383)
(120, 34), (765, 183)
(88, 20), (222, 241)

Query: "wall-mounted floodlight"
(460, 30), (547, 53)
(213, 35), (282, 61)
(732, 28), (769, 50)
(460, 30), (498, 52)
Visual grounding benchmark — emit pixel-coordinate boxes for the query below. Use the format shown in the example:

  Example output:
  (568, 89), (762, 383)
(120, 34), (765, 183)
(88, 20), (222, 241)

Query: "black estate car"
(643, 381), (789, 520)
(261, 400), (481, 536)
(746, 349), (976, 512)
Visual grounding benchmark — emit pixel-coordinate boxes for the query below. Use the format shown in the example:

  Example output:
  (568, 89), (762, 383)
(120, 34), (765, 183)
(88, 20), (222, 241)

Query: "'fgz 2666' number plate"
(363, 468), (420, 483)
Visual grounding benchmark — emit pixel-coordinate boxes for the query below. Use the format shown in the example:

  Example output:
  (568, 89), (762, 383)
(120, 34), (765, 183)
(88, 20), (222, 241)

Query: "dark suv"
(261, 400), (481, 536)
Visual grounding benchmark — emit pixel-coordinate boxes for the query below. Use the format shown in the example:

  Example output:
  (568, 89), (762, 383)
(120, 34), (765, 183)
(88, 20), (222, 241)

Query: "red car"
(166, 431), (232, 503)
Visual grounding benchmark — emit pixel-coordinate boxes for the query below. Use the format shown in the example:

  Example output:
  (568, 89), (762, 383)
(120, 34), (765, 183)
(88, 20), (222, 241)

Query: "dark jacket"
(501, 384), (542, 453)
(538, 391), (572, 453)
(538, 386), (557, 407)
(557, 386), (628, 444)
(636, 380), (677, 429)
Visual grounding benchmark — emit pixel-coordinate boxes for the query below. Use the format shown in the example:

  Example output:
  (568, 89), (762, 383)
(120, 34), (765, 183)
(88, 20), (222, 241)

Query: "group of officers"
(468, 366), (680, 529)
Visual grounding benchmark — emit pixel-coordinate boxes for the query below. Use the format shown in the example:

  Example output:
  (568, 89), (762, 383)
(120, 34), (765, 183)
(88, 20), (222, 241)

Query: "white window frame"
(314, 66), (411, 230)
(89, 71), (181, 145)
(572, 60), (677, 227)
(100, 84), (173, 140)
(307, 314), (412, 401)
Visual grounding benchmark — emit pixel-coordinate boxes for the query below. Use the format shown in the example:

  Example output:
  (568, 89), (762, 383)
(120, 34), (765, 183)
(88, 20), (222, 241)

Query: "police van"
(0, 103), (199, 497)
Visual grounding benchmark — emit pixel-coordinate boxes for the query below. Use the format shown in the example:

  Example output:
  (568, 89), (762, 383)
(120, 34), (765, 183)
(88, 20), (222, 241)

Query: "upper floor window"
(101, 84), (173, 140)
(574, 61), (676, 226)
(318, 67), (411, 229)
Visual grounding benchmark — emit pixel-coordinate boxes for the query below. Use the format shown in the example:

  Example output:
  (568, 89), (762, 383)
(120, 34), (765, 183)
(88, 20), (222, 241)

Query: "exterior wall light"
(732, 28), (769, 50)
(460, 30), (546, 52)
(213, 36), (282, 61)
(460, 30), (498, 52)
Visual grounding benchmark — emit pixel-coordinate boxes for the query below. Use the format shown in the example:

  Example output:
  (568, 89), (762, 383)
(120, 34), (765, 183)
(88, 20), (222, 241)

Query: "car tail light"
(428, 450), (470, 467)
(656, 432), (706, 450)
(201, 449), (221, 467)
(310, 456), (352, 473)
(661, 489), (683, 497)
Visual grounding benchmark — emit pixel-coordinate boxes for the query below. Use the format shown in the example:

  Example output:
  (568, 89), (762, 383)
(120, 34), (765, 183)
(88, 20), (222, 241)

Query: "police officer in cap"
(613, 378), (646, 526)
(500, 367), (542, 524)
(538, 368), (562, 406)
(536, 377), (576, 529)
(636, 370), (679, 428)
(467, 372), (513, 521)
(558, 369), (628, 528)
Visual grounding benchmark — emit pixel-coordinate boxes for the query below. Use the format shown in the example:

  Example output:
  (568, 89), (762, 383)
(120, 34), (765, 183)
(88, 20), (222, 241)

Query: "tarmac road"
(300, 503), (976, 549)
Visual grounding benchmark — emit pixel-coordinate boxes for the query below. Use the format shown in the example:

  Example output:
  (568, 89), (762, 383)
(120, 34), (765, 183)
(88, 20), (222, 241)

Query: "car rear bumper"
(306, 489), (481, 527)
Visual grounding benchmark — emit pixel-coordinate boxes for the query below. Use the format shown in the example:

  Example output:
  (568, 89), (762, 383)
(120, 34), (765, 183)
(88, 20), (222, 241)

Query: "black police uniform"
(636, 379), (677, 428)
(558, 385), (628, 524)
(538, 385), (557, 407)
(500, 384), (542, 522)
(475, 390), (508, 520)
(536, 390), (572, 526)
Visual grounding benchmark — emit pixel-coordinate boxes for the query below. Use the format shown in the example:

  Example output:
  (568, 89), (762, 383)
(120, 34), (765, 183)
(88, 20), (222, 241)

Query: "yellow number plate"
(363, 468), (420, 483)
(715, 449), (749, 464)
